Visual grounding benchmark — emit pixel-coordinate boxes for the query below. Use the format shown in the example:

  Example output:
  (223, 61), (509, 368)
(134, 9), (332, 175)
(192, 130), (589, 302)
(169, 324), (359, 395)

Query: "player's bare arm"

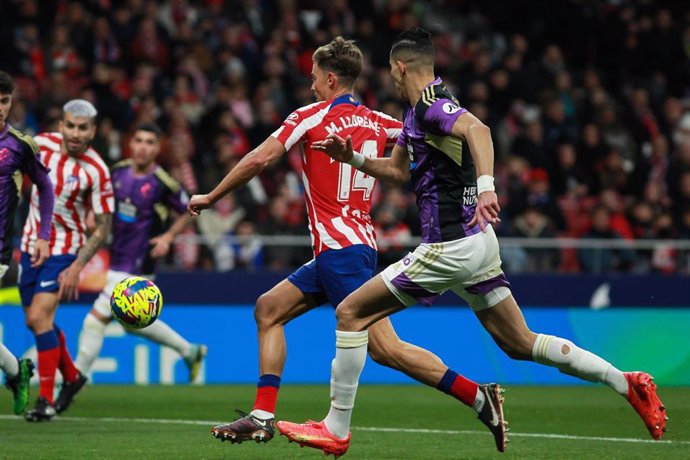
(58, 213), (112, 300)
(450, 111), (501, 231)
(312, 134), (410, 185)
(188, 136), (286, 216)
(150, 212), (191, 258)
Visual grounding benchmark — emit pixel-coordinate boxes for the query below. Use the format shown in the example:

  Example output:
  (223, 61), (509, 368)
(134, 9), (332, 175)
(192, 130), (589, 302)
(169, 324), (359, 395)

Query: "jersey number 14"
(338, 140), (377, 201)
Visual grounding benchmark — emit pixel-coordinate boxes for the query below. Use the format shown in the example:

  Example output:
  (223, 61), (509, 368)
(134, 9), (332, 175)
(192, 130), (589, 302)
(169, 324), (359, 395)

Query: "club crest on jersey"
(0, 148), (9, 162)
(65, 175), (80, 191)
(140, 182), (152, 198)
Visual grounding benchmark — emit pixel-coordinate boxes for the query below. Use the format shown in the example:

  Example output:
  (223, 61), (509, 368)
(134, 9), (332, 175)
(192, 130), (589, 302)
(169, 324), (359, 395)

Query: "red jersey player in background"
(188, 37), (506, 452)
(20, 99), (114, 421)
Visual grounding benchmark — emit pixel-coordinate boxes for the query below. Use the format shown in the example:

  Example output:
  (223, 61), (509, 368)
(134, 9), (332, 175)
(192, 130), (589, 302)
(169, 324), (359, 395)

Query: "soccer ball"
(110, 276), (163, 329)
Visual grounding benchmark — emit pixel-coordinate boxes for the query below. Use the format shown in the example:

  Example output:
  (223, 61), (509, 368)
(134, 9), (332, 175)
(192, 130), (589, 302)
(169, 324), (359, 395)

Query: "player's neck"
(407, 71), (437, 106)
(328, 87), (354, 101)
(133, 162), (156, 175)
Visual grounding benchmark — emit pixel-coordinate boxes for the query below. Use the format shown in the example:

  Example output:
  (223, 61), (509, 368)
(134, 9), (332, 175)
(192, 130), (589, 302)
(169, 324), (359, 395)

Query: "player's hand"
(31, 238), (50, 267)
(311, 134), (354, 163)
(58, 261), (82, 301)
(468, 191), (501, 232)
(149, 233), (173, 258)
(187, 194), (212, 216)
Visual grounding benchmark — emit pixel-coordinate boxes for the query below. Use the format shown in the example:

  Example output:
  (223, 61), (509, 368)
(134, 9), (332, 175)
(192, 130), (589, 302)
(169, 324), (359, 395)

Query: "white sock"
(324, 330), (368, 439)
(250, 409), (274, 419)
(472, 387), (486, 413)
(128, 320), (191, 357)
(0, 343), (18, 378)
(532, 334), (628, 395)
(75, 313), (108, 373)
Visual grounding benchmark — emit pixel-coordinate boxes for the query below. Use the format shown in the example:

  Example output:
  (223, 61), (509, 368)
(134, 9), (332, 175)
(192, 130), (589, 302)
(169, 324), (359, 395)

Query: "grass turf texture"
(1, 385), (688, 459)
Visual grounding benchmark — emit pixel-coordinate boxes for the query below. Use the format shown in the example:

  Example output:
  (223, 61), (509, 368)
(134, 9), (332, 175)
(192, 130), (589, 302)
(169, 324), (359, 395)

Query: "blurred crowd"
(1, 0), (689, 274)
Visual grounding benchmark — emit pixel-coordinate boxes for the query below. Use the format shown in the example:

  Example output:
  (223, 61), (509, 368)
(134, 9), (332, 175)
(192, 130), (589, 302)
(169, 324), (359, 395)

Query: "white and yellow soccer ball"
(110, 276), (163, 329)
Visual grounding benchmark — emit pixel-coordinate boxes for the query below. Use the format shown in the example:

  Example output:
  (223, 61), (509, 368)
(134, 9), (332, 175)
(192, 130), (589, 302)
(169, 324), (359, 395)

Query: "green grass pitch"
(1, 385), (688, 459)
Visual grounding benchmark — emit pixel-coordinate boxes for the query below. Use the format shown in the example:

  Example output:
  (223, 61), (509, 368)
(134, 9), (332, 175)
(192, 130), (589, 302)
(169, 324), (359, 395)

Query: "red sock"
(437, 369), (479, 407)
(55, 325), (79, 382)
(35, 330), (60, 404)
(253, 374), (281, 414)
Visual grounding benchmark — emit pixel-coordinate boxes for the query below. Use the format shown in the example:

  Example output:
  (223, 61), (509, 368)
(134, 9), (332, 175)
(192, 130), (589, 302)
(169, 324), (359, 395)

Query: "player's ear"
(397, 60), (406, 77)
(327, 71), (337, 88)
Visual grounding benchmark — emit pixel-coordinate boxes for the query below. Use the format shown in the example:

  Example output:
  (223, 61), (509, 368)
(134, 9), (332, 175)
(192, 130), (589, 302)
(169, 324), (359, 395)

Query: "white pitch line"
(0, 415), (687, 446)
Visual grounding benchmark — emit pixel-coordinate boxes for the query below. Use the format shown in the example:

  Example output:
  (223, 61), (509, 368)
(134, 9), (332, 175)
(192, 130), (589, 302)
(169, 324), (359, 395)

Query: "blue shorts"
(288, 245), (377, 307)
(19, 253), (76, 306)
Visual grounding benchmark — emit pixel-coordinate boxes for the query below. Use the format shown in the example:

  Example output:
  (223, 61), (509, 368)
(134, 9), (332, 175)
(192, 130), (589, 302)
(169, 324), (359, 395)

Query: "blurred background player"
(74, 123), (206, 382)
(0, 71), (53, 415)
(19, 99), (114, 421)
(278, 27), (667, 456)
(188, 36), (506, 452)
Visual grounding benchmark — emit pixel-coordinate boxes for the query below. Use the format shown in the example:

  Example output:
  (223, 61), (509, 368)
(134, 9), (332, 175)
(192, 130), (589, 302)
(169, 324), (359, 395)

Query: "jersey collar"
(0, 122), (9, 140)
(329, 94), (359, 111)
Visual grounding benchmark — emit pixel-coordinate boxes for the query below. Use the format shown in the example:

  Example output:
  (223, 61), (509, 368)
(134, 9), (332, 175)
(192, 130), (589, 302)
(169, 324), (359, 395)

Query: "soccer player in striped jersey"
(0, 71), (52, 415)
(189, 37), (503, 450)
(278, 28), (666, 456)
(20, 99), (114, 421)
(74, 123), (207, 382)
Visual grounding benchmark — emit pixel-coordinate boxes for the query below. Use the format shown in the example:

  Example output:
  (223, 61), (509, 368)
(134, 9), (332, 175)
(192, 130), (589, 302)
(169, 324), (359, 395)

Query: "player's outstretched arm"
(312, 134), (410, 185)
(58, 213), (112, 300)
(450, 112), (501, 232)
(188, 137), (286, 216)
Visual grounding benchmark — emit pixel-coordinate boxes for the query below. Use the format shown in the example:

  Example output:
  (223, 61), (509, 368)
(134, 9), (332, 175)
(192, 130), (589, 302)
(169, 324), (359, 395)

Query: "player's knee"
(254, 292), (282, 329)
(335, 300), (364, 331)
(24, 310), (46, 332)
(88, 309), (110, 324)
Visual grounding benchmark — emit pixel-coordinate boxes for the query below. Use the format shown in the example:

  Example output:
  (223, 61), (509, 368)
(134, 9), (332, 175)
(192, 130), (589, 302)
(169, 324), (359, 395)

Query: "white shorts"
(381, 226), (511, 311)
(0, 264), (8, 280)
(93, 270), (155, 318)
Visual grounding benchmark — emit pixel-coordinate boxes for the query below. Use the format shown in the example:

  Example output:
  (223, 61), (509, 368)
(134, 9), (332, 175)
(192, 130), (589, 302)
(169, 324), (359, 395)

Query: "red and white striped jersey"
(272, 94), (402, 256)
(21, 132), (114, 256)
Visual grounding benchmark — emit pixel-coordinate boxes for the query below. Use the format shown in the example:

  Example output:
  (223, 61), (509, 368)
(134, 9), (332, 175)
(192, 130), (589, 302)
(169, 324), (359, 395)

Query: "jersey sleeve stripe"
(53, 154), (68, 196)
(153, 167), (181, 192)
(81, 151), (114, 214)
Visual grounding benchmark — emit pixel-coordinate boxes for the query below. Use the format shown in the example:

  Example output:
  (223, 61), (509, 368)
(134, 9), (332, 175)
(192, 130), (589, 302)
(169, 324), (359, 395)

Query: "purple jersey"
(396, 77), (479, 243)
(0, 123), (53, 264)
(109, 161), (188, 274)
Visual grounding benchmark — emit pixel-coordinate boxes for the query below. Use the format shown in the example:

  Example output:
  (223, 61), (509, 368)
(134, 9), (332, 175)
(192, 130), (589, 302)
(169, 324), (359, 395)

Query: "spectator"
(579, 206), (637, 274)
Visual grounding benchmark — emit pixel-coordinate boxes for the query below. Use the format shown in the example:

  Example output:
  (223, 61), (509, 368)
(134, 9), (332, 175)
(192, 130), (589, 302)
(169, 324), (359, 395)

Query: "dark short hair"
(0, 71), (15, 95)
(390, 27), (435, 67)
(134, 123), (162, 139)
(312, 36), (363, 85)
